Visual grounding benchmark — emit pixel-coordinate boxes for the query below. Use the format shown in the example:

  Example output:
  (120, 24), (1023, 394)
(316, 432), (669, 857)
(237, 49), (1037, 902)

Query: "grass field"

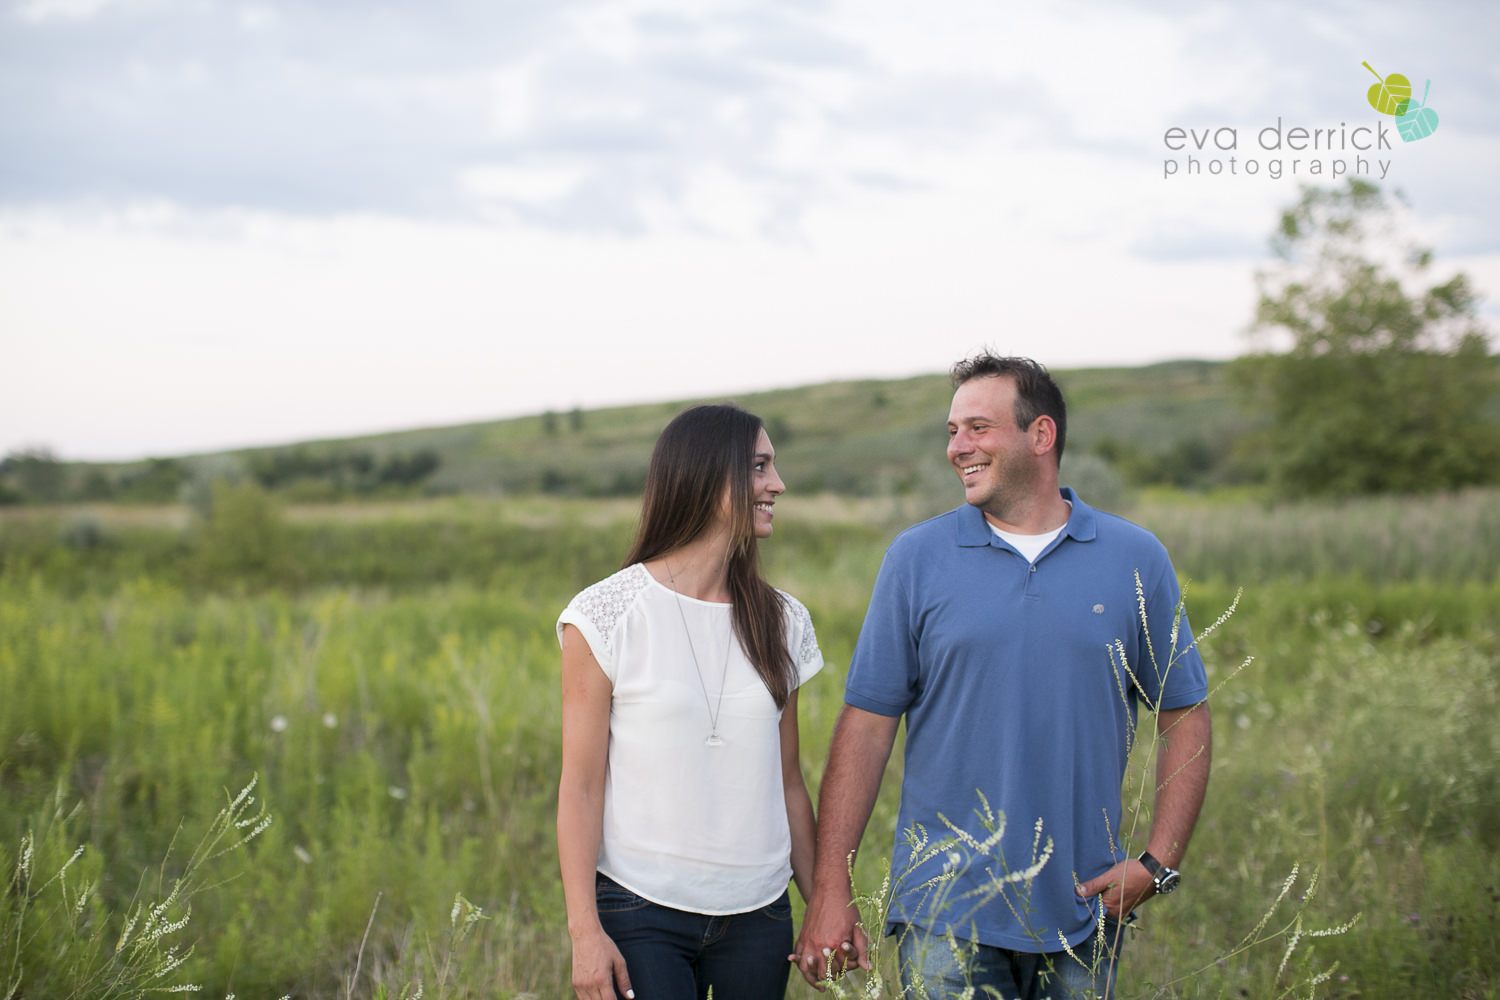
(2, 489), (1498, 998)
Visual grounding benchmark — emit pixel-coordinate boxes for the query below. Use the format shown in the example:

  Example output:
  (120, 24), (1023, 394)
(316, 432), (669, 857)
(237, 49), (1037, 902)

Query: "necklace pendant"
(705, 733), (724, 747)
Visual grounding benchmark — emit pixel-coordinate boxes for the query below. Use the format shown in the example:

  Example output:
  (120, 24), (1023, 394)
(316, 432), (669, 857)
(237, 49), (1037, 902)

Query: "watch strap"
(1137, 850), (1180, 894)
(1136, 851), (1164, 878)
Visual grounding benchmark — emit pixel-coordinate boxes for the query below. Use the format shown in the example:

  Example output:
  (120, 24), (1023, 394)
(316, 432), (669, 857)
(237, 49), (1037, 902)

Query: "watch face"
(1156, 869), (1181, 895)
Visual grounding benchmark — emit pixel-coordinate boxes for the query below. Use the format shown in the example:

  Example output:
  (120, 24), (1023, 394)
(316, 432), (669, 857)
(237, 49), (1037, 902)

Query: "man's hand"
(1079, 703), (1211, 923)
(1076, 859), (1156, 920)
(792, 705), (899, 989)
(791, 887), (869, 989)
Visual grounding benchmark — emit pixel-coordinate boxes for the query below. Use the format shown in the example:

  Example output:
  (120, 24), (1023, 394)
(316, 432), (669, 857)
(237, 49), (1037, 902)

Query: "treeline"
(247, 447), (440, 495)
(0, 450), (189, 505)
(0, 446), (442, 506)
(1088, 434), (1242, 490)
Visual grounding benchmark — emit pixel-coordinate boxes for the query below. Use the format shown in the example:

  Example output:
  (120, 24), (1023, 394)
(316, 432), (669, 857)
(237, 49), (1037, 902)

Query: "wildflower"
(388, 786), (409, 800)
(58, 844), (86, 877)
(322, 712), (338, 728)
(270, 715), (288, 733)
(293, 845), (313, 865)
(227, 775), (259, 811)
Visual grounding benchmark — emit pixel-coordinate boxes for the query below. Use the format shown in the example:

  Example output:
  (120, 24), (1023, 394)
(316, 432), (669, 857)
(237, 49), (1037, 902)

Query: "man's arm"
(1146, 702), (1212, 868)
(1077, 701), (1212, 918)
(791, 704), (900, 989)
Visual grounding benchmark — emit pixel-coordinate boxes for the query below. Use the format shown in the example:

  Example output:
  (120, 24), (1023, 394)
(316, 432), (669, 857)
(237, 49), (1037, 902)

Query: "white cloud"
(16, 0), (129, 21)
(2, 0), (1496, 458)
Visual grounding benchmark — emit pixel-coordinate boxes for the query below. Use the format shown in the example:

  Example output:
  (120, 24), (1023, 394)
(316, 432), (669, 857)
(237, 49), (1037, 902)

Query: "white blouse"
(557, 563), (823, 914)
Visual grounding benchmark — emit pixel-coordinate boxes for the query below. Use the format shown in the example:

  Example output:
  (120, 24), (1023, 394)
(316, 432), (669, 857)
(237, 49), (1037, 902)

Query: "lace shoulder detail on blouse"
(569, 564), (651, 659)
(781, 591), (820, 667)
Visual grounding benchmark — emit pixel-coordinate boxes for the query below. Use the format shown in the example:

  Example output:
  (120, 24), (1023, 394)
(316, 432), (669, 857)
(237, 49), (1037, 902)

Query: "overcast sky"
(3, 0), (1497, 459)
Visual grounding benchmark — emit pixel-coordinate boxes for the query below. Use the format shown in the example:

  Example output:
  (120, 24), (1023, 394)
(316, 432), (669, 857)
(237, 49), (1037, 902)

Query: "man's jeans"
(595, 873), (793, 1000)
(895, 918), (1126, 1000)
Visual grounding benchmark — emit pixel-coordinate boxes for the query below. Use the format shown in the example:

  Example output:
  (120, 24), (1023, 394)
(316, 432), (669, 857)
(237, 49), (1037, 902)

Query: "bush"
(1060, 452), (1128, 512)
(193, 480), (293, 585)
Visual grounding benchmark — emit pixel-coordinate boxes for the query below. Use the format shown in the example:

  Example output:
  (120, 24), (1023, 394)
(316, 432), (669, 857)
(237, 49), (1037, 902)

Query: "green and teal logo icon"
(1362, 62), (1438, 142)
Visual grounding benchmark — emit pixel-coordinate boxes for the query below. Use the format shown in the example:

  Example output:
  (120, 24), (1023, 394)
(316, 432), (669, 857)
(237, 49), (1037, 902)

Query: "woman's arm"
(780, 688), (817, 904)
(557, 624), (634, 1000)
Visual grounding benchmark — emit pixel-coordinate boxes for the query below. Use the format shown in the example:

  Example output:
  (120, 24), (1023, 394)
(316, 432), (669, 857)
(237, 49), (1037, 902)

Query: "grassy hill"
(6, 360), (1253, 505)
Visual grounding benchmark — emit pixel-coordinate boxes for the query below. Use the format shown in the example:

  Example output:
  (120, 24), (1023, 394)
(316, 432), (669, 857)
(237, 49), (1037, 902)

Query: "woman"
(556, 404), (822, 1000)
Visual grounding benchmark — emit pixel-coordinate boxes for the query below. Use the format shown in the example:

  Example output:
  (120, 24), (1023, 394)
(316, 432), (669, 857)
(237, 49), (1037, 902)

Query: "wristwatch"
(1137, 851), (1181, 895)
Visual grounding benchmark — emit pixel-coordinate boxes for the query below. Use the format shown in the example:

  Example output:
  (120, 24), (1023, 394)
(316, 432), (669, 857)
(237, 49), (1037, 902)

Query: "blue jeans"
(895, 918), (1126, 1000)
(595, 873), (793, 1000)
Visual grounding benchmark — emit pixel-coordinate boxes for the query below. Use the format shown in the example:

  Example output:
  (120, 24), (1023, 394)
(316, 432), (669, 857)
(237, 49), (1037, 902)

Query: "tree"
(0, 447), (66, 503)
(1230, 180), (1500, 497)
(115, 458), (187, 504)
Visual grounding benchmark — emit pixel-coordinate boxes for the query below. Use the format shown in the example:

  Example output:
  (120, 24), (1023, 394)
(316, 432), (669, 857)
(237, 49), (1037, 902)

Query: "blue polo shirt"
(845, 489), (1207, 951)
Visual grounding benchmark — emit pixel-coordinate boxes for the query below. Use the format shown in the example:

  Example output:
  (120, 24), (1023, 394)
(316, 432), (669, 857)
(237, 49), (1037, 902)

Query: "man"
(793, 354), (1212, 999)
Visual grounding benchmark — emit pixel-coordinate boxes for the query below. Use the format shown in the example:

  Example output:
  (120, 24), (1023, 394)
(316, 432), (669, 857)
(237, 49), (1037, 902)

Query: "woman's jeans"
(595, 873), (793, 1000)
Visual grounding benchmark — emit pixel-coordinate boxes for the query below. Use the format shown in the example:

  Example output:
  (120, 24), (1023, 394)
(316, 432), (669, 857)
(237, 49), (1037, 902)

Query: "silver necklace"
(666, 559), (732, 747)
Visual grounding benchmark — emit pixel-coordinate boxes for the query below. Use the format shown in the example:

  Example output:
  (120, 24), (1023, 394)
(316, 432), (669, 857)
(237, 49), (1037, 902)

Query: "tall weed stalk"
(2, 776), (273, 999)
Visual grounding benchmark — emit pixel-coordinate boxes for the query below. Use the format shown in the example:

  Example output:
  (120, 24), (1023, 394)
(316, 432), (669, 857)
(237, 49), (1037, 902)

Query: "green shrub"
(193, 480), (293, 585)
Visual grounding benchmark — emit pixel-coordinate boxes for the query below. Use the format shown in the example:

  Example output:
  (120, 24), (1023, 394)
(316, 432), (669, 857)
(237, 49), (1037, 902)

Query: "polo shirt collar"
(954, 486), (1098, 547)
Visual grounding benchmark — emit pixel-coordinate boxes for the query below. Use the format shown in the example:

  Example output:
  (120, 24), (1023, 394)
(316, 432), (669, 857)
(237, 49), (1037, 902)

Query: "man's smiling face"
(946, 375), (1043, 520)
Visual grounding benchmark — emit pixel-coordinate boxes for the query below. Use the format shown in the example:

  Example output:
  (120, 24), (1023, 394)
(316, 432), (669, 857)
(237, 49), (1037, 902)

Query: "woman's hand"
(791, 894), (869, 989)
(570, 924), (634, 1000)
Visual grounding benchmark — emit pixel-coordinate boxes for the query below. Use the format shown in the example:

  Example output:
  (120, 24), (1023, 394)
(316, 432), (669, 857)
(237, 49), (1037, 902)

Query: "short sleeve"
(1138, 560), (1208, 711)
(556, 565), (650, 684)
(843, 547), (921, 717)
(780, 591), (824, 687)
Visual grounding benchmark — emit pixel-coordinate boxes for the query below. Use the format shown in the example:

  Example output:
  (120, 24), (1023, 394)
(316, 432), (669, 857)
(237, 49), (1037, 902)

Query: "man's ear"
(1030, 415), (1058, 457)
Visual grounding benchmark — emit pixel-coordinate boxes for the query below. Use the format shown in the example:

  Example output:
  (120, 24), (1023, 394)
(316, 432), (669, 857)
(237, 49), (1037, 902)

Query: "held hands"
(1076, 858), (1156, 920)
(570, 925), (634, 1000)
(790, 892), (871, 990)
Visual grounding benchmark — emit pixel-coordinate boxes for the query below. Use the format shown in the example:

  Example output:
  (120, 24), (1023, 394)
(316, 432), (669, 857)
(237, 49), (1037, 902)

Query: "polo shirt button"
(1029, 565), (1037, 572)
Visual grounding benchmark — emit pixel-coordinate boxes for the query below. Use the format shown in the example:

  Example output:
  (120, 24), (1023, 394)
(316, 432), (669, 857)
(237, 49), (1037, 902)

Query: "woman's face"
(720, 428), (784, 539)
(749, 428), (785, 538)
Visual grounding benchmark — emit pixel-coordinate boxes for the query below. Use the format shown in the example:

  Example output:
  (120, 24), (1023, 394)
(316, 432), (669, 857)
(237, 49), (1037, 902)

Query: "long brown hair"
(622, 404), (796, 708)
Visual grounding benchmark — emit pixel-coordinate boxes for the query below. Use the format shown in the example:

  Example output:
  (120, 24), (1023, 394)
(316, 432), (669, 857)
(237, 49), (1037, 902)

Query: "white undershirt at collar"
(986, 500), (1072, 563)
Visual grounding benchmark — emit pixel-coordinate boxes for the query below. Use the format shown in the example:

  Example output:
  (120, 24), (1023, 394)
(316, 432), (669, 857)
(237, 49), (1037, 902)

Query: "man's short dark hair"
(950, 353), (1067, 462)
